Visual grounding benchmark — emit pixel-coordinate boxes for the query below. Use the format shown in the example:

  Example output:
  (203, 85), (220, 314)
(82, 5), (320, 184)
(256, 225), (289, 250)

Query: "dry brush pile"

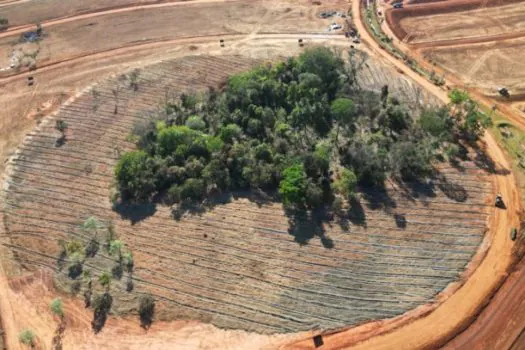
(2, 54), (493, 333)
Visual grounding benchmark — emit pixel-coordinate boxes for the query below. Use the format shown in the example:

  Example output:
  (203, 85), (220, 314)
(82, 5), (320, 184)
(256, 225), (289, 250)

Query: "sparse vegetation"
(18, 329), (35, 347)
(50, 298), (64, 318)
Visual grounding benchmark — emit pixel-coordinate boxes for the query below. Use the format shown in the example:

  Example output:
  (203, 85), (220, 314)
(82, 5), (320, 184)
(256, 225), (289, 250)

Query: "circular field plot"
(3, 55), (494, 334)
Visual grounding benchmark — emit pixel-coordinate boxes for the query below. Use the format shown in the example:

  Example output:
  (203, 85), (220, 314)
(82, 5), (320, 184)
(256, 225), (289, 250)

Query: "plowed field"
(384, 0), (525, 114)
(2, 54), (494, 334)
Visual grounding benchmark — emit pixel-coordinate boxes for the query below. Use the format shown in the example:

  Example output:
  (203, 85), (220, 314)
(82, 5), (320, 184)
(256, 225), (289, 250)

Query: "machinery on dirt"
(495, 193), (505, 209)
(498, 87), (510, 99)
(511, 228), (518, 241)
(393, 2), (404, 9)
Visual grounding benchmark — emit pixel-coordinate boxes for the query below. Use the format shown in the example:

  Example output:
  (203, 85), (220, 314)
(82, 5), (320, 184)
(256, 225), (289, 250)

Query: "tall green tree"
(115, 151), (157, 201)
(279, 163), (307, 207)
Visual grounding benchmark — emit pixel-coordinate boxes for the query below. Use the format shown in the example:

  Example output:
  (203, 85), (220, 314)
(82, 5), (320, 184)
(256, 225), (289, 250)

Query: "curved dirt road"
(284, 1), (521, 349)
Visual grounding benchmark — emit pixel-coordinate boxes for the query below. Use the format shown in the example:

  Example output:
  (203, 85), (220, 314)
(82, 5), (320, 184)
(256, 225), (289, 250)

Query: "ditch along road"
(284, 0), (522, 349)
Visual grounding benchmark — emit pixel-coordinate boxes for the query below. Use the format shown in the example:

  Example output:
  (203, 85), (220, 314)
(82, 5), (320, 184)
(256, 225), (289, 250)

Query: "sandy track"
(283, 1), (521, 348)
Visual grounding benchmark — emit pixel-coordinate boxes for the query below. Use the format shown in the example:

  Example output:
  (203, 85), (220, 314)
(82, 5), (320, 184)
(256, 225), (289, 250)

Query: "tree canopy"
(114, 47), (487, 210)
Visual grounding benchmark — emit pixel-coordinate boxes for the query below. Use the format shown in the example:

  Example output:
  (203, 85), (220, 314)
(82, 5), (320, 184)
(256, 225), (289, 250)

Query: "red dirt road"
(444, 252), (525, 349)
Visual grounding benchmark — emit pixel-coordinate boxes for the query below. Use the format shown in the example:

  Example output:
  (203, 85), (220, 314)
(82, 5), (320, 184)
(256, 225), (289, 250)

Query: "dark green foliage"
(391, 140), (434, 181)
(115, 47), (473, 208)
(279, 164), (307, 207)
(68, 262), (83, 279)
(419, 107), (453, 140)
(111, 263), (123, 280)
(114, 151), (157, 201)
(55, 119), (68, 133)
(333, 168), (357, 198)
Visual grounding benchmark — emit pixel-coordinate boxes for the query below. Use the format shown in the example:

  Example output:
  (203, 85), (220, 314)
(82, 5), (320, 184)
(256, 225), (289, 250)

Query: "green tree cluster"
(115, 48), (482, 209)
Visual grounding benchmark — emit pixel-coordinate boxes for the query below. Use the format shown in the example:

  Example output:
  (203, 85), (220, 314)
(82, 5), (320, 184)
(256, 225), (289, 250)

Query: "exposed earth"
(0, 0), (524, 349)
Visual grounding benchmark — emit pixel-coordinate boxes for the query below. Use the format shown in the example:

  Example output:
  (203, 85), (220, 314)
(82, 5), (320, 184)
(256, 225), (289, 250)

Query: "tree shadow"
(285, 207), (334, 248)
(465, 140), (510, 176)
(394, 178), (436, 201)
(171, 190), (274, 221)
(92, 292), (112, 334)
(113, 202), (157, 225)
(359, 185), (397, 212)
(435, 173), (468, 202)
(347, 197), (367, 227)
(394, 213), (407, 229)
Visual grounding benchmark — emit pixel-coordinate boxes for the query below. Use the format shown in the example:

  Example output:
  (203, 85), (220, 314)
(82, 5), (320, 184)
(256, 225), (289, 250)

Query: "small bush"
(50, 298), (64, 318)
(19, 329), (35, 346)
(126, 275), (134, 292)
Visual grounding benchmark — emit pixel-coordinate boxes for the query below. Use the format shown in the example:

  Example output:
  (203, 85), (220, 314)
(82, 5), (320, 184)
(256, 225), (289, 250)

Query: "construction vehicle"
(495, 193), (505, 209)
(498, 87), (510, 98)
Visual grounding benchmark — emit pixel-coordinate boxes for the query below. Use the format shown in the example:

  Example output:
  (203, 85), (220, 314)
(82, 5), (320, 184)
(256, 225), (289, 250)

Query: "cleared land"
(0, 1), (308, 69)
(0, 0), (516, 349)
(3, 55), (493, 335)
(421, 39), (525, 95)
(0, 0), (187, 27)
(385, 0), (525, 115)
(398, 1), (525, 44)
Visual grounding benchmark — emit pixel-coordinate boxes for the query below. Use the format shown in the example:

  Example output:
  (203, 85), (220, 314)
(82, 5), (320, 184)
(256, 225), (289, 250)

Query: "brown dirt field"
(279, 1), (522, 349)
(384, 0), (525, 116)
(396, 1), (525, 44)
(420, 38), (525, 95)
(3, 51), (472, 334)
(0, 0), (188, 27)
(0, 0), (519, 349)
(0, 0), (324, 69)
(386, 0), (525, 42)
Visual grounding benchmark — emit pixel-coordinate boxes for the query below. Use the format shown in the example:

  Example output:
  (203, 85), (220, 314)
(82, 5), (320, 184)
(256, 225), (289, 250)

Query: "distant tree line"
(114, 47), (490, 210)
